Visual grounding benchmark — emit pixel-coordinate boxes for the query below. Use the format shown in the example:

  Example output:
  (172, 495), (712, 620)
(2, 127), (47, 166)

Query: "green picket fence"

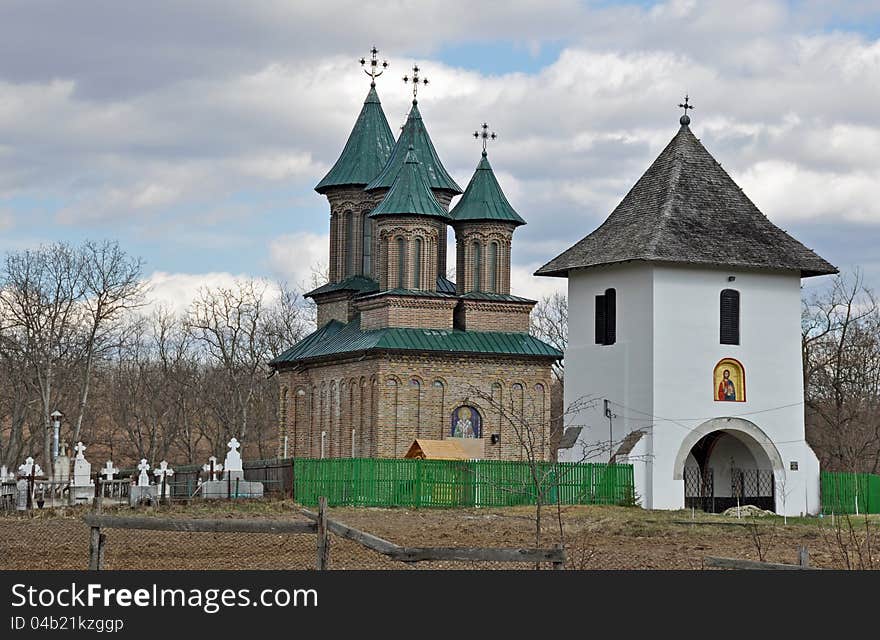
(821, 471), (880, 514)
(292, 458), (635, 508)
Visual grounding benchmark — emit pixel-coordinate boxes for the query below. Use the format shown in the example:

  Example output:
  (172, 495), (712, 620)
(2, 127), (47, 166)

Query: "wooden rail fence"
(83, 496), (566, 570)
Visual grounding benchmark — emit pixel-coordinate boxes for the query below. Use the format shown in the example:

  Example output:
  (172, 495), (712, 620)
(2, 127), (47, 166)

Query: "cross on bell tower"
(678, 94), (694, 126)
(473, 122), (497, 156)
(360, 46), (388, 87)
(402, 64), (429, 102)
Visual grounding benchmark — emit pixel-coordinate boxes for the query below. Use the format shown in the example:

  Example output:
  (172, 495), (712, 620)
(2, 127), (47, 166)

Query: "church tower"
(271, 52), (560, 462)
(449, 125), (531, 333)
(311, 48), (395, 325)
(537, 99), (836, 515)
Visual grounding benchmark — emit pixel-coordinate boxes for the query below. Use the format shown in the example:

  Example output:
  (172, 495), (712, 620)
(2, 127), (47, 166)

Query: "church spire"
(315, 48), (395, 194)
(450, 124), (525, 226)
(366, 64), (462, 197)
(370, 145), (450, 219)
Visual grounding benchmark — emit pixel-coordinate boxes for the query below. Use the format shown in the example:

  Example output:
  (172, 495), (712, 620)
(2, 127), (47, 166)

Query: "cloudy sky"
(0, 0), (878, 309)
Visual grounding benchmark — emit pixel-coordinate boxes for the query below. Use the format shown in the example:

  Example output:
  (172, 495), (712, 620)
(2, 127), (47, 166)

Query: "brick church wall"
(277, 354), (555, 462)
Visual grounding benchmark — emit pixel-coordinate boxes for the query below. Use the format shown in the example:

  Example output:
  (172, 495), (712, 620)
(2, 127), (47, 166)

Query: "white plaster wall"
(562, 261), (824, 515)
(649, 265), (819, 515)
(560, 263), (655, 506)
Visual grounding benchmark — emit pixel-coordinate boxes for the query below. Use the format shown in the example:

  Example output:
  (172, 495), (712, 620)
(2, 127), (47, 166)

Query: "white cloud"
(142, 270), (280, 316)
(267, 232), (329, 289)
(736, 160), (880, 224)
(0, 0), (878, 289)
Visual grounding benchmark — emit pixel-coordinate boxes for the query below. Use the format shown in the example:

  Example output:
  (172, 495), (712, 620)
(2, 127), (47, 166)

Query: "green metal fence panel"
(820, 471), (880, 514)
(292, 458), (635, 508)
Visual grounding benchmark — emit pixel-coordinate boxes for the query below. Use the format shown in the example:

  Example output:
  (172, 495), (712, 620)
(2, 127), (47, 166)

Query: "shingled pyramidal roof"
(366, 100), (462, 195)
(314, 85), (395, 194)
(370, 146), (451, 220)
(450, 150), (526, 226)
(536, 117), (837, 278)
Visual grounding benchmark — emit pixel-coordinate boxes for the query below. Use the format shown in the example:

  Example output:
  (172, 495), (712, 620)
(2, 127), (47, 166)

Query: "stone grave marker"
(153, 460), (175, 498)
(53, 442), (70, 484)
(202, 456), (223, 482)
(101, 461), (119, 482)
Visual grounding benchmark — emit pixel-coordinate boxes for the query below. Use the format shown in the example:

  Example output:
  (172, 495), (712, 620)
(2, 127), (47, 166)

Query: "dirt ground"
(0, 500), (876, 570)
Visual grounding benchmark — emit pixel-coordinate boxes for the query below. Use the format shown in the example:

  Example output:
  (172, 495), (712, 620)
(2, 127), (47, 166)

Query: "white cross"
(137, 459), (150, 486)
(74, 441), (87, 459)
(153, 460), (175, 481)
(102, 461), (118, 481)
(227, 437), (240, 452)
(18, 457), (43, 477)
(202, 456), (223, 481)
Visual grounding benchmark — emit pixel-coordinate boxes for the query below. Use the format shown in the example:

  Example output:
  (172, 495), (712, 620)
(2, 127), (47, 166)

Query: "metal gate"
(728, 468), (775, 512)
(684, 466), (714, 512)
(685, 467), (775, 513)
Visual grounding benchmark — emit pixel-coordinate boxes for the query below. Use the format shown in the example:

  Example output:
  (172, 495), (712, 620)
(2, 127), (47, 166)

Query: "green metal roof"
(269, 317), (561, 366)
(365, 101), (462, 195)
(315, 86), (395, 194)
(449, 152), (525, 226)
(436, 275), (456, 294)
(358, 287), (456, 300)
(458, 291), (535, 303)
(370, 146), (450, 220)
(305, 275), (379, 298)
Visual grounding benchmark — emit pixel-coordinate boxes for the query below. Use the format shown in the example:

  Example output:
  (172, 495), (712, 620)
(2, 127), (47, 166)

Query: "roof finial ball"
(360, 46), (389, 88)
(678, 94), (694, 126)
(473, 122), (497, 157)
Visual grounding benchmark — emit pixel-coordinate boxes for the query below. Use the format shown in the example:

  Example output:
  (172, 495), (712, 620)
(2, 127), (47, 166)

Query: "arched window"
(720, 289), (740, 345)
(472, 241), (482, 291)
(488, 241), (498, 293)
(396, 237), (406, 288)
(595, 288), (616, 345)
(362, 211), (372, 275)
(344, 211), (355, 277)
(413, 237), (422, 289)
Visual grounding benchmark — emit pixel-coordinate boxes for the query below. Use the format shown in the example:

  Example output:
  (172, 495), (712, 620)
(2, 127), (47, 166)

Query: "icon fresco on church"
(714, 358), (745, 402)
(451, 406), (481, 438)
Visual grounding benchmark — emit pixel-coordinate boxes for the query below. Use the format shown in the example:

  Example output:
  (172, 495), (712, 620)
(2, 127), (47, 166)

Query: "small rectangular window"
(595, 289), (617, 345)
(720, 289), (740, 345)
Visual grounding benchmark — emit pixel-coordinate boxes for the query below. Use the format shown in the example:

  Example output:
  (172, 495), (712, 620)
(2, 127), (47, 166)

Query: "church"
(269, 51), (561, 461)
(537, 101), (836, 516)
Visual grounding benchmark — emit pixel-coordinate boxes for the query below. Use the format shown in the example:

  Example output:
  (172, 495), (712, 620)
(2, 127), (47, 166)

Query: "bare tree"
(530, 291), (567, 382)
(463, 384), (615, 552)
(186, 279), (275, 456)
(0, 243), (86, 473)
(70, 240), (146, 444)
(802, 270), (880, 473)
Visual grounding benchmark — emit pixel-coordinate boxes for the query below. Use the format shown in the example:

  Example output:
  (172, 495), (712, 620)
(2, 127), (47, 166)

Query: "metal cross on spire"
(360, 46), (388, 87)
(678, 94), (694, 125)
(473, 122), (496, 156)
(402, 64), (429, 102)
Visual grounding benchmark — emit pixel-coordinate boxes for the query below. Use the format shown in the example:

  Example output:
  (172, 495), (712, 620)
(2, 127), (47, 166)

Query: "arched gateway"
(674, 418), (784, 513)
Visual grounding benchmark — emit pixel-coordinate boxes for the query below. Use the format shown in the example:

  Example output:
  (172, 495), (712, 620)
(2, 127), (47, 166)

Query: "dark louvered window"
(604, 288), (616, 344)
(595, 288), (616, 345)
(720, 289), (740, 345)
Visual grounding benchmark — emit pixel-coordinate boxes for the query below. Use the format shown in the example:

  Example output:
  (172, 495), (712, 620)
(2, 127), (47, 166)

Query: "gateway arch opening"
(682, 429), (776, 513)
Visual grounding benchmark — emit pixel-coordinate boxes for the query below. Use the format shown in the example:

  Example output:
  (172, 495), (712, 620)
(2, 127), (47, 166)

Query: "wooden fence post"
(798, 545), (809, 568)
(88, 526), (103, 570)
(94, 477), (103, 514)
(316, 496), (329, 570)
(552, 543), (565, 570)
